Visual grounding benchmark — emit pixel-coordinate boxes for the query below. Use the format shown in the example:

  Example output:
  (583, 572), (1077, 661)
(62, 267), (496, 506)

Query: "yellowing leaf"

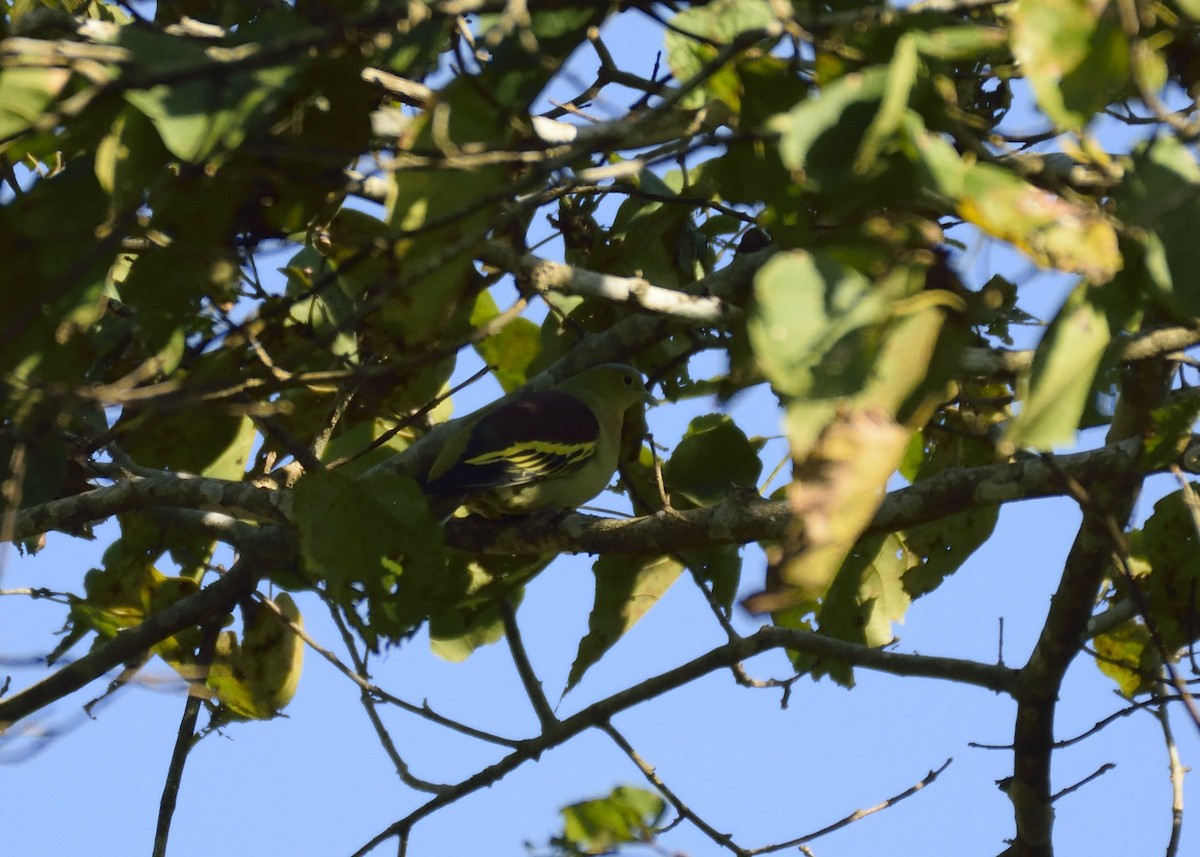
(207, 594), (305, 719)
(744, 408), (910, 611)
(1094, 619), (1159, 697)
(959, 163), (1120, 280)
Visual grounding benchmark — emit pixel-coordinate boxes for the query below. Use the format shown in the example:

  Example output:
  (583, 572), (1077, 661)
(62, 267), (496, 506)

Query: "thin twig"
(745, 759), (954, 855)
(319, 599), (518, 748)
(1049, 763), (1116, 803)
(499, 599), (557, 729)
(325, 364), (492, 471)
(152, 623), (220, 857)
(601, 721), (749, 856)
(1154, 691), (1185, 857)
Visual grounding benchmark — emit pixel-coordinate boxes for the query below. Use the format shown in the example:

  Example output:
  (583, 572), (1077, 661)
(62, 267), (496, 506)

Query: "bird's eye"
(623, 375), (634, 385)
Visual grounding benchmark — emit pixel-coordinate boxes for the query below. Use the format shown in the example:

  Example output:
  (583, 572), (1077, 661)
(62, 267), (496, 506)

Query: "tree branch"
(442, 435), (1195, 557)
(152, 623), (220, 857)
(13, 474), (287, 542)
(959, 324), (1200, 377)
(1006, 357), (1171, 856)
(0, 534), (288, 730)
(479, 241), (733, 323)
(350, 626), (1013, 855)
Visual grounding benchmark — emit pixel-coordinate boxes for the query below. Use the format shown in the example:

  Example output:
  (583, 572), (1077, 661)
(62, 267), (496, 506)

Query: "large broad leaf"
(471, 291), (541, 393)
(1004, 283), (1112, 451)
(748, 250), (890, 402)
(1093, 618), (1159, 697)
(428, 554), (547, 662)
(790, 533), (915, 687)
(566, 554), (684, 693)
(665, 0), (777, 110)
(0, 67), (70, 142)
(904, 114), (1121, 280)
(1010, 0), (1130, 131)
(958, 163), (1121, 281)
(207, 594), (305, 720)
(899, 418), (1003, 598)
(0, 159), (114, 386)
(856, 35), (919, 172)
(557, 786), (666, 855)
(120, 27), (300, 162)
(745, 408), (911, 612)
(664, 414), (763, 507)
(1115, 136), (1200, 319)
(1136, 487), (1200, 652)
(773, 66), (889, 190)
(292, 470), (448, 648)
(120, 407), (255, 478)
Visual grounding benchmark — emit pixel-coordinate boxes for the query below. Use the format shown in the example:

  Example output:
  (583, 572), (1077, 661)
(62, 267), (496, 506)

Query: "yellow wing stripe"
(466, 440), (596, 479)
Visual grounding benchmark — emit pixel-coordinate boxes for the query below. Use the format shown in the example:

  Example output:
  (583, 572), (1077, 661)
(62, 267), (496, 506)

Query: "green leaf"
(856, 34), (919, 172)
(1115, 136), (1200, 319)
(1010, 0), (1129, 131)
(911, 25), (1008, 60)
(94, 106), (170, 211)
(207, 594), (305, 720)
(796, 533), (915, 687)
(902, 507), (999, 597)
(428, 554), (546, 661)
(120, 407), (254, 478)
(773, 66), (889, 186)
(860, 279), (956, 417)
(899, 414), (1003, 597)
(120, 28), (299, 162)
(1142, 397), (1200, 472)
(1138, 487), (1200, 652)
(471, 291), (541, 392)
(558, 786), (666, 854)
(680, 543), (743, 614)
(664, 414), (763, 507)
(0, 67), (70, 142)
(903, 110), (968, 199)
(664, 0), (777, 109)
(566, 555), (684, 693)
(293, 470), (448, 648)
(1004, 284), (1111, 451)
(748, 250), (889, 402)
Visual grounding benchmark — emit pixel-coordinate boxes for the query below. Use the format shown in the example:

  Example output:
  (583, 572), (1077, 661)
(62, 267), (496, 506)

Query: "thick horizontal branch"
(353, 624), (1012, 855)
(960, 324), (1200, 376)
(12, 474), (288, 542)
(444, 436), (1179, 556)
(479, 242), (733, 323)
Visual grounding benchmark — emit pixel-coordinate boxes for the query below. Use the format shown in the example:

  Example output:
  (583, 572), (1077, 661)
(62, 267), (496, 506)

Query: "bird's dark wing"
(424, 390), (600, 495)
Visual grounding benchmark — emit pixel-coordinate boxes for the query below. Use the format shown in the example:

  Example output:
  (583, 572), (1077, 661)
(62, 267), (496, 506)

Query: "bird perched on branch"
(423, 364), (653, 519)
